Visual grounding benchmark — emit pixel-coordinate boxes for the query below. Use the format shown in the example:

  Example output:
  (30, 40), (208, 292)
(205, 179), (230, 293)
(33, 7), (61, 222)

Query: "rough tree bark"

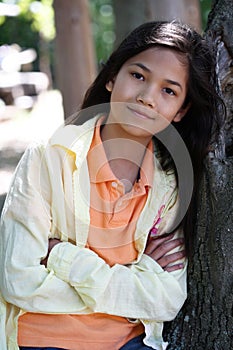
(163, 0), (233, 349)
(53, 0), (96, 118)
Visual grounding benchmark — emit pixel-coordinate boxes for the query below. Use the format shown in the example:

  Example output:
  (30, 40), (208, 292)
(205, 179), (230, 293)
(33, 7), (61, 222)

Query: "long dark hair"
(75, 21), (224, 254)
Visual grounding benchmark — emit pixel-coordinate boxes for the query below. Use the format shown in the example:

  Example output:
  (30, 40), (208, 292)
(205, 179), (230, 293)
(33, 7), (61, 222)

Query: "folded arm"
(0, 145), (187, 322)
(47, 237), (187, 321)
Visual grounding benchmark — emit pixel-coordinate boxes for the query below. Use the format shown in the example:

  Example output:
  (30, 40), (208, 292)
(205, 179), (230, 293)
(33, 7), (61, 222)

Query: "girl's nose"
(136, 90), (156, 108)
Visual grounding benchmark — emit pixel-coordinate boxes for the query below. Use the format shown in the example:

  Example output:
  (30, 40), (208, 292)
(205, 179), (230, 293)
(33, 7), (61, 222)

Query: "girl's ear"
(173, 103), (191, 122)
(106, 80), (114, 92)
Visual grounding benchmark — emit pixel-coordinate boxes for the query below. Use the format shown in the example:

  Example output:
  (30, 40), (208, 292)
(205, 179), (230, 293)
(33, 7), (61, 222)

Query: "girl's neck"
(101, 121), (152, 147)
(100, 123), (152, 192)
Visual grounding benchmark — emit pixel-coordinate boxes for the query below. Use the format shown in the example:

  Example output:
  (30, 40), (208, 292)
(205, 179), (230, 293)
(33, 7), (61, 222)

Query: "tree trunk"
(53, 0), (96, 118)
(148, 0), (202, 32)
(112, 0), (149, 47)
(163, 0), (233, 348)
(113, 0), (202, 47)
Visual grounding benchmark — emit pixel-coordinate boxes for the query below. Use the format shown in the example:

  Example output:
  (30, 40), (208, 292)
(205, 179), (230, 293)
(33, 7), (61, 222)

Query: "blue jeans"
(19, 334), (153, 350)
(119, 334), (153, 349)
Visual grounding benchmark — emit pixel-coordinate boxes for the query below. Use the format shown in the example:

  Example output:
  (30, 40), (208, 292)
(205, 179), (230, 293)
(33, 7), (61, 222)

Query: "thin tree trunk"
(112, 0), (149, 47)
(148, 0), (202, 32)
(163, 0), (233, 348)
(53, 0), (96, 118)
(113, 0), (202, 47)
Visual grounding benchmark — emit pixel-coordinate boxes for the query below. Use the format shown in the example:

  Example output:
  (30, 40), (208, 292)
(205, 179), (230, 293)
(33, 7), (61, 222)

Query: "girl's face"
(105, 47), (189, 143)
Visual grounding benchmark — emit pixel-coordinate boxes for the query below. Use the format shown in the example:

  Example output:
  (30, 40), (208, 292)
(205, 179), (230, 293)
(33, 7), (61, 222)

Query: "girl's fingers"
(48, 238), (61, 251)
(164, 263), (185, 272)
(145, 236), (184, 260)
(145, 233), (175, 254)
(144, 233), (186, 271)
(156, 250), (186, 268)
(41, 238), (61, 267)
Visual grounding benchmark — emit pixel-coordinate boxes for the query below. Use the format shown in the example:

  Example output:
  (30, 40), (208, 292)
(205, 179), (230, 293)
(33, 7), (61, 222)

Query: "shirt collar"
(87, 117), (154, 187)
(87, 117), (115, 183)
(140, 140), (154, 187)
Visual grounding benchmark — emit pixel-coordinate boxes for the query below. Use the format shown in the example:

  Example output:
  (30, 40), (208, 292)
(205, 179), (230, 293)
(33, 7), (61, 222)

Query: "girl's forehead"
(119, 46), (189, 86)
(125, 46), (187, 64)
(122, 47), (189, 77)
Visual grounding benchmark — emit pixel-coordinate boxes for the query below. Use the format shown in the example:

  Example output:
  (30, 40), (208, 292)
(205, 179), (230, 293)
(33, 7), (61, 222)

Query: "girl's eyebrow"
(165, 79), (183, 91)
(129, 62), (183, 91)
(129, 62), (151, 72)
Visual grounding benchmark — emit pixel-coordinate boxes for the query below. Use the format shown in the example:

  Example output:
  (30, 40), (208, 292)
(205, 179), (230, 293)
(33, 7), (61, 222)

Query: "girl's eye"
(163, 87), (176, 96)
(131, 72), (144, 81)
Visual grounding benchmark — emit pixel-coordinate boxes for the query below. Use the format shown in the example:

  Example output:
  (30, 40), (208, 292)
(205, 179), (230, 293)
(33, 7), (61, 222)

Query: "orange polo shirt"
(18, 119), (154, 349)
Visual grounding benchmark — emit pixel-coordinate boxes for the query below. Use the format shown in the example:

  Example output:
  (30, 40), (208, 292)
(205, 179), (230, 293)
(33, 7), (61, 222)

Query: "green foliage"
(89, 0), (115, 65)
(20, 0), (55, 41)
(200, 0), (212, 30)
(0, 0), (55, 41)
(0, 14), (38, 49)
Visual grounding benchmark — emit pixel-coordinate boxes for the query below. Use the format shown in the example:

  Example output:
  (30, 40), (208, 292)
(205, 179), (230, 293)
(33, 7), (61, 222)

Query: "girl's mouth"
(127, 106), (155, 120)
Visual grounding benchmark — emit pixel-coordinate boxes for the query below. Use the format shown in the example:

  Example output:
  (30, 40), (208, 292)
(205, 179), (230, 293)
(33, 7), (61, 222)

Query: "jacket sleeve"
(47, 235), (187, 321)
(0, 145), (92, 314)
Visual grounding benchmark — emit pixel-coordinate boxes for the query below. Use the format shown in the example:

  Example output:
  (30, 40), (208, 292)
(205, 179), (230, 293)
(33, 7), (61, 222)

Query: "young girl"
(0, 21), (223, 350)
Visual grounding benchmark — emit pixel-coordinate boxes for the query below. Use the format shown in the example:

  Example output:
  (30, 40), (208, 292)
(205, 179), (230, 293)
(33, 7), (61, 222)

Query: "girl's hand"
(144, 233), (186, 272)
(41, 238), (61, 267)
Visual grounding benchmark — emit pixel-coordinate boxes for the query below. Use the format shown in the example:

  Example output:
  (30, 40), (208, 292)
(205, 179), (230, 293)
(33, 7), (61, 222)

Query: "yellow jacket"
(0, 116), (187, 350)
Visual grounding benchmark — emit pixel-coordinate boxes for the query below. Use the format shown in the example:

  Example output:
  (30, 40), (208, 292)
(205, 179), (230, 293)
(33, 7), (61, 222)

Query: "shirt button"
(111, 181), (118, 188)
(117, 199), (123, 207)
(127, 318), (140, 324)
